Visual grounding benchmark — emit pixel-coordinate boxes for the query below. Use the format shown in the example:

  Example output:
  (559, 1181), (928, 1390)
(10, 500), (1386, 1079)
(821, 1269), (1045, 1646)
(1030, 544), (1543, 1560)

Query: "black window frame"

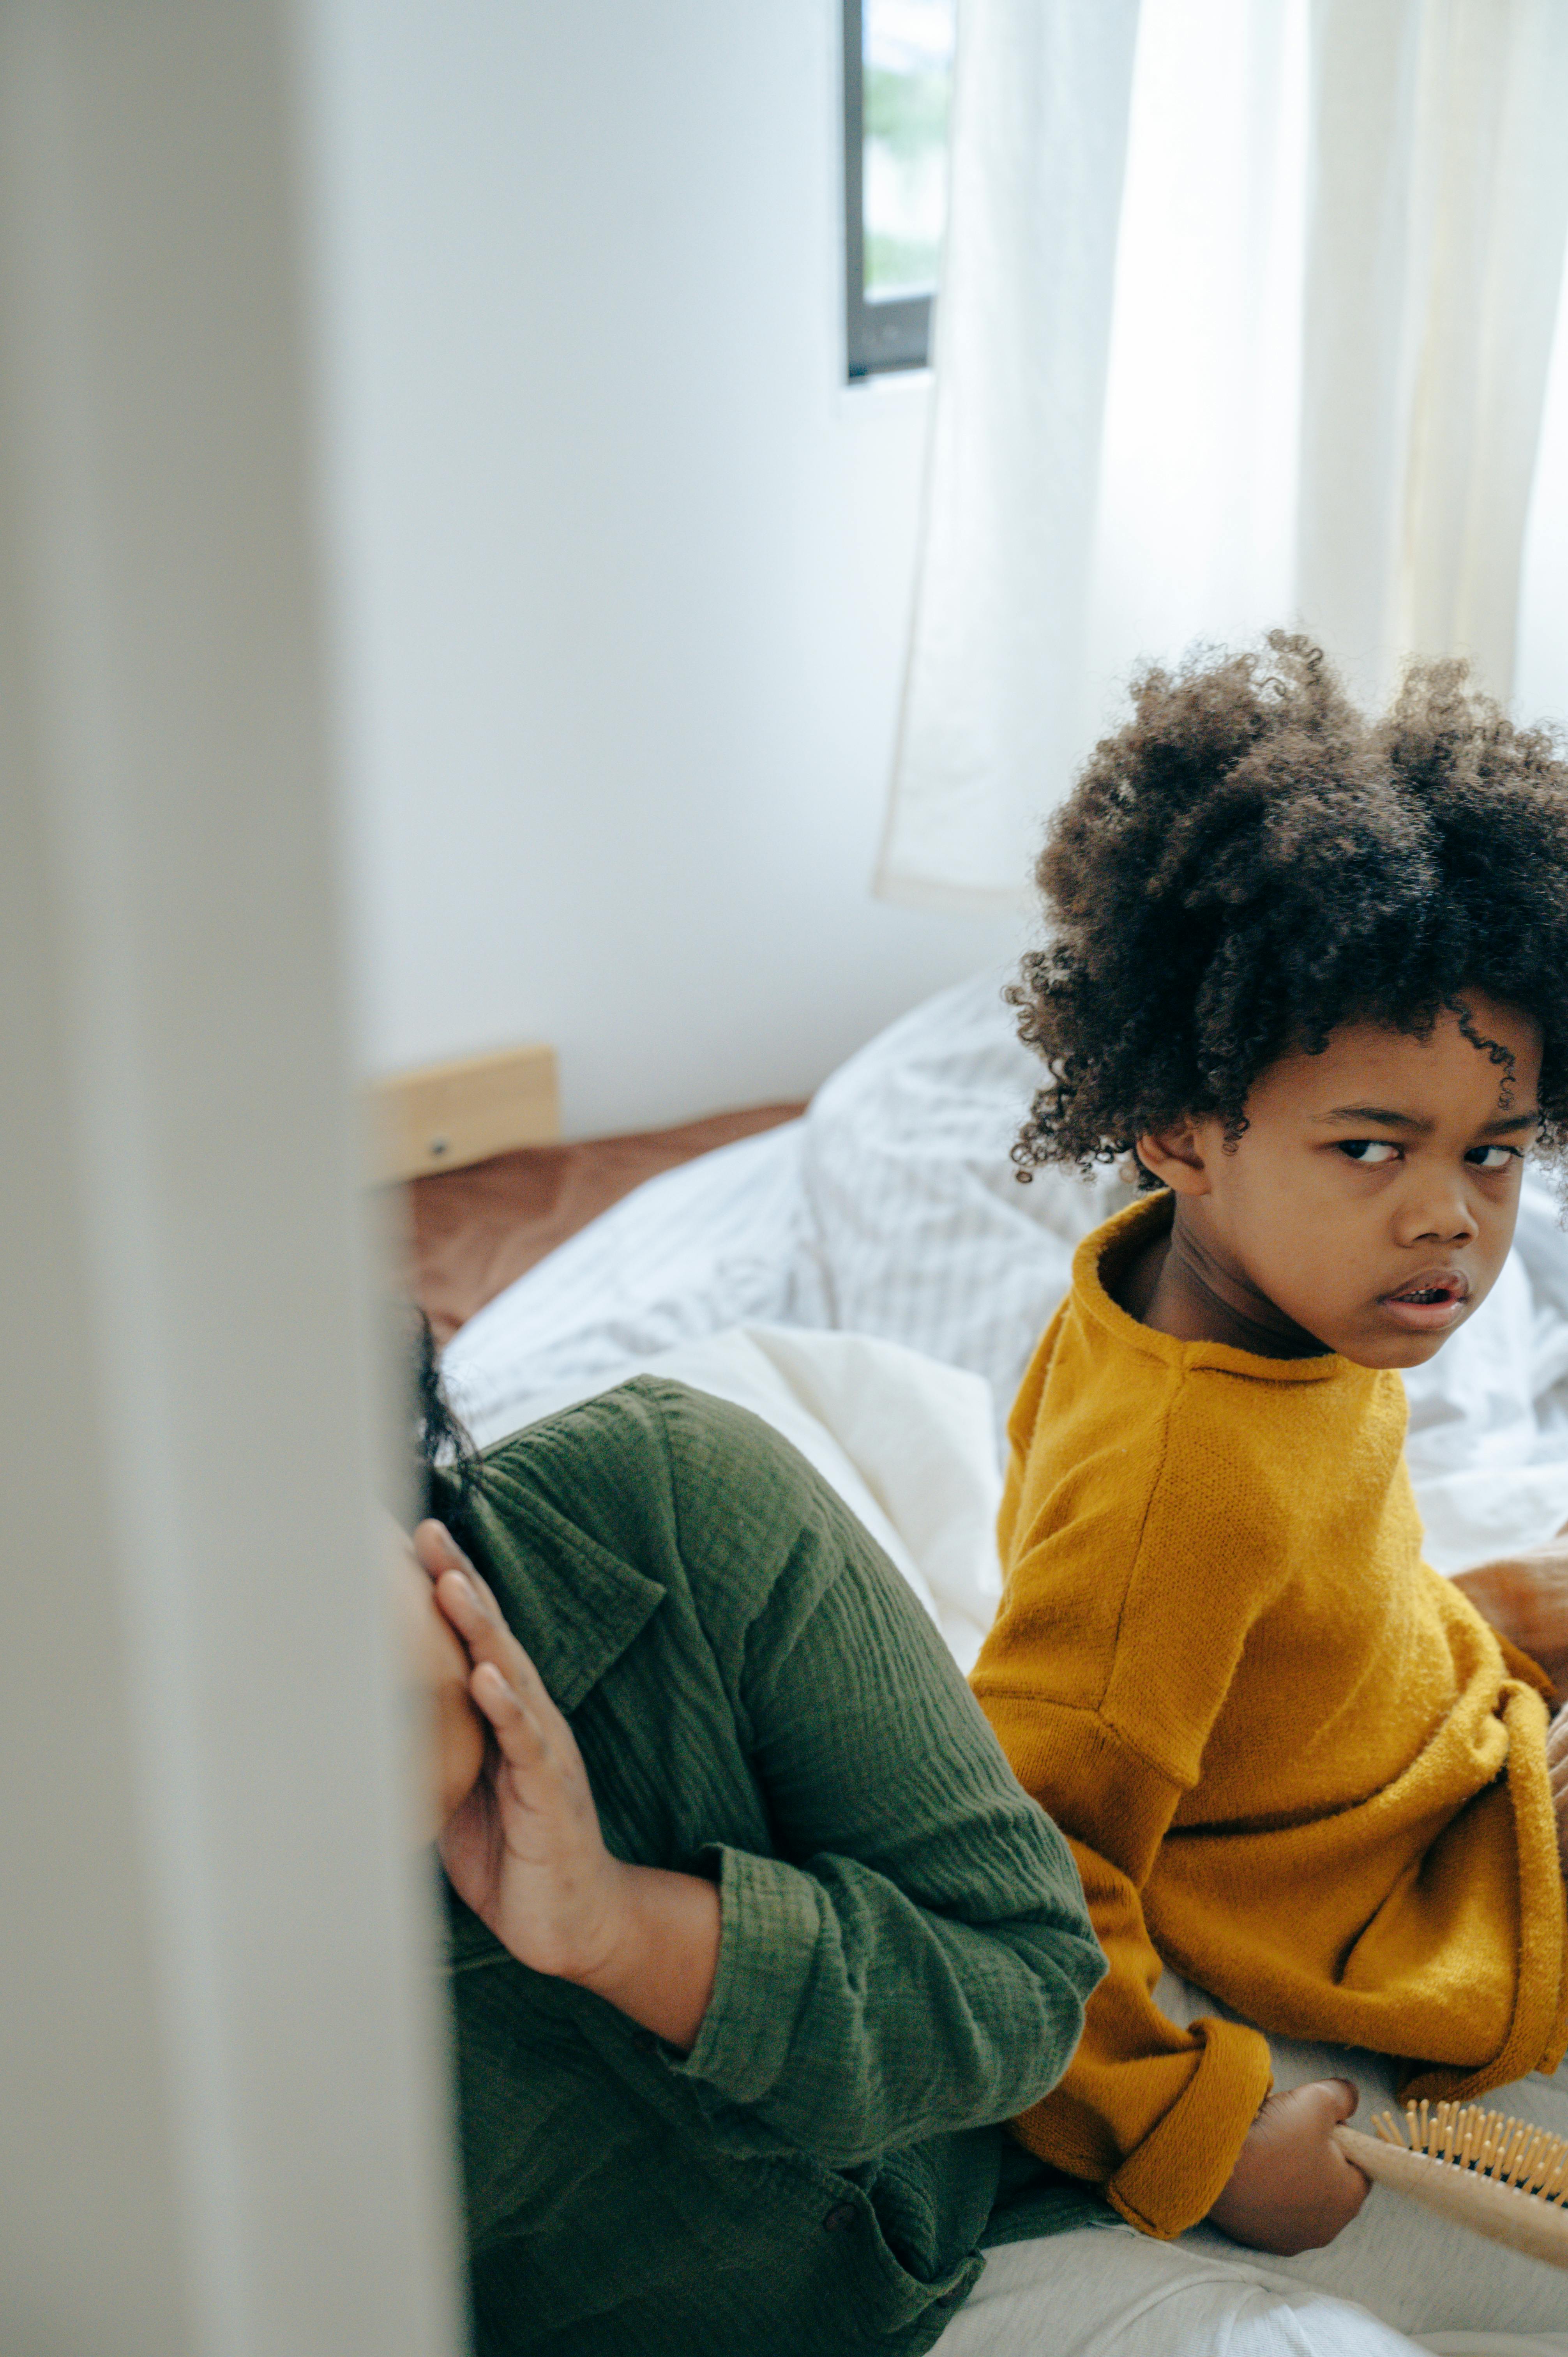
(842, 0), (937, 379)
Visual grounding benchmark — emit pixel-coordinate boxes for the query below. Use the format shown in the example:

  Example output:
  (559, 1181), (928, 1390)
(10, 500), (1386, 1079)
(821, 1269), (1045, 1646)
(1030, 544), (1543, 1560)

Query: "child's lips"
(1377, 1268), (1471, 1331)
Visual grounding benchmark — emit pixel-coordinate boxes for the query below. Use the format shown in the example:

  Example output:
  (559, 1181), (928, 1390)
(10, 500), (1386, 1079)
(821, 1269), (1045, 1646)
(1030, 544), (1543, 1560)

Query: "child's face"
(1141, 993), (1542, 1369)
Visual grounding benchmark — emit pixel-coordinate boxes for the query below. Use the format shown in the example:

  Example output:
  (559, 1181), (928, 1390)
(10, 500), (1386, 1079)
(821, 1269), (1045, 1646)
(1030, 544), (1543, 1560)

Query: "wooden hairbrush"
(1332, 2099), (1568, 2268)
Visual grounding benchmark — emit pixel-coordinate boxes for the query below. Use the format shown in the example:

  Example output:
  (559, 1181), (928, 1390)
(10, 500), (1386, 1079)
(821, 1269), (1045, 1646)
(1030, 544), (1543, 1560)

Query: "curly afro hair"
(1009, 633), (1568, 1186)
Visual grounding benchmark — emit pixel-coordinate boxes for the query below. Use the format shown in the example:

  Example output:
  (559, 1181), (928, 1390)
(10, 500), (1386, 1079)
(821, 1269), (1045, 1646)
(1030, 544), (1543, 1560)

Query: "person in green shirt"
(397, 1334), (1106, 2357)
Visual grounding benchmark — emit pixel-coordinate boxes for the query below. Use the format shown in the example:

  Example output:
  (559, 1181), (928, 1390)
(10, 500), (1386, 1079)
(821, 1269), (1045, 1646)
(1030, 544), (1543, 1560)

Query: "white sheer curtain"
(1300, 0), (1568, 706)
(876, 0), (1142, 911)
(877, 0), (1568, 909)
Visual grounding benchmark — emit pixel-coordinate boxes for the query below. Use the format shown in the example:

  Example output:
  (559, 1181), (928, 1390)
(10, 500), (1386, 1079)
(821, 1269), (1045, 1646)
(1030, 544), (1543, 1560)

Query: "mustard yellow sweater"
(971, 1191), (1568, 2242)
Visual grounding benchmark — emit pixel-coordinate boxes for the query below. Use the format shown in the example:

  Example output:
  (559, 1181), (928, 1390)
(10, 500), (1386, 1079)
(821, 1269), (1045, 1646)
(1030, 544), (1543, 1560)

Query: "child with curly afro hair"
(968, 634), (1568, 2339)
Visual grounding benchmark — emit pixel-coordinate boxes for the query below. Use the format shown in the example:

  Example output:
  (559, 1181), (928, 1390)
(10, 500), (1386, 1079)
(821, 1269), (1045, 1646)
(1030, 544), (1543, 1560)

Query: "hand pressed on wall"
(415, 1520), (722, 2049)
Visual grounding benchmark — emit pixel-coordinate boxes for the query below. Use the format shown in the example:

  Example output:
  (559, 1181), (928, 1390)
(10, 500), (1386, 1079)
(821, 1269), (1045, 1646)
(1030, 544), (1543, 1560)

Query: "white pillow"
(455, 1324), (1003, 1673)
(802, 966), (1568, 1563)
(801, 968), (1122, 1415)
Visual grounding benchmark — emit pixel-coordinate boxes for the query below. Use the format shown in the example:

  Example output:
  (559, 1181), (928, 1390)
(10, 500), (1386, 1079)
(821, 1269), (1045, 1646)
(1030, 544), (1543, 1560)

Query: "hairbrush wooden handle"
(1334, 2124), (1568, 2269)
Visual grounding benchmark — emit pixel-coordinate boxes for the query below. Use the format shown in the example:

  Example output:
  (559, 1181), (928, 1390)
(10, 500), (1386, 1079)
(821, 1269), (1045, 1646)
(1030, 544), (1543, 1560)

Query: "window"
(842, 0), (957, 378)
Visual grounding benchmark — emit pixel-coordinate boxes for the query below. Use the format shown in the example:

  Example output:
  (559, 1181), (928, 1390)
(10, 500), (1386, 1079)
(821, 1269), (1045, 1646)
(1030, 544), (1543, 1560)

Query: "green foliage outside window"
(863, 64), (950, 298)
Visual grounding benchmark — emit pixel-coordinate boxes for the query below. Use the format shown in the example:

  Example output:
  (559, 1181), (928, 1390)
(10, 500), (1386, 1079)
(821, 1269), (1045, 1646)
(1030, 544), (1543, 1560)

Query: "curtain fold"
(874, 0), (1143, 912)
(1300, 0), (1568, 703)
(879, 0), (1568, 910)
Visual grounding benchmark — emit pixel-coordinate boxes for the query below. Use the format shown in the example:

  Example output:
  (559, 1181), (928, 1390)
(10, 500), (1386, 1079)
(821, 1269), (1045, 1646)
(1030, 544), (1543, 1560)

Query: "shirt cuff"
(1107, 2016), (1273, 2241)
(668, 1845), (822, 2108)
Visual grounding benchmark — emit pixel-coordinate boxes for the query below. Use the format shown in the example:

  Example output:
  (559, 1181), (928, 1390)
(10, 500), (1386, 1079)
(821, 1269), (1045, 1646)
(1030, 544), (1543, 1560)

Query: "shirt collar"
(1076, 1189), (1351, 1385)
(441, 1459), (667, 1715)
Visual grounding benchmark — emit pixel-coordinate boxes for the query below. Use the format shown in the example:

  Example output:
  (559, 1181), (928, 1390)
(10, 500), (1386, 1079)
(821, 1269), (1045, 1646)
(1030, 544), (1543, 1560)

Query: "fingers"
(1267, 2080), (1359, 2124)
(1335, 2152), (1370, 2218)
(468, 1657), (549, 1774)
(1286, 2083), (1371, 2229)
(413, 1517), (477, 1586)
(413, 1519), (562, 1730)
(415, 1523), (516, 1654)
(434, 1560), (525, 1679)
(1293, 2082), (1369, 2214)
(1331, 2162), (1370, 2226)
(415, 1520), (505, 1640)
(413, 1520), (511, 1626)
(1314, 2077), (1359, 2127)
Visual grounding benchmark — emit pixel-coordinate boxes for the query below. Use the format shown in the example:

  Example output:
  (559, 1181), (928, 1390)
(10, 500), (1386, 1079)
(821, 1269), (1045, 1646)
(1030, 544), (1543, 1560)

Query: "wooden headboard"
(370, 1042), (560, 1183)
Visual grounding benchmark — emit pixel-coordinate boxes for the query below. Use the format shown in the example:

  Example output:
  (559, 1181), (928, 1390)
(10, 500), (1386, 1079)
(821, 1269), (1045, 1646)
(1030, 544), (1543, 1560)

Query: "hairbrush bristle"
(1339, 2105), (1568, 2266)
(1372, 2103), (1568, 2207)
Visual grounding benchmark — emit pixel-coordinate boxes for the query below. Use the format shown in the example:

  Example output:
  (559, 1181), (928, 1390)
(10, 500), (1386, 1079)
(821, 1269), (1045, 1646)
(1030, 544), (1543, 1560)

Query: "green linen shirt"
(431, 1377), (1106, 2357)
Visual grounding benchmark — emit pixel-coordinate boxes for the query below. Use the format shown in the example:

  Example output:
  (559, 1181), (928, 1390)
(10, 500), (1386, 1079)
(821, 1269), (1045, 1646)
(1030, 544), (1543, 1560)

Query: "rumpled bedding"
(439, 968), (1568, 2352)
(443, 968), (1568, 1595)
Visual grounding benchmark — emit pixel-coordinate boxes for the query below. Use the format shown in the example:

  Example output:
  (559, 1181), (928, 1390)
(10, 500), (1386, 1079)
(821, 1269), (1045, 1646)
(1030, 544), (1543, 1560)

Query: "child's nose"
(1394, 1181), (1480, 1246)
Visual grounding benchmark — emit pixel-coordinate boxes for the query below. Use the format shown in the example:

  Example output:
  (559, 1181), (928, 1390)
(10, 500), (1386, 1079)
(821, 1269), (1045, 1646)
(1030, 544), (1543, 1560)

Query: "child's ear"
(1135, 1122), (1212, 1196)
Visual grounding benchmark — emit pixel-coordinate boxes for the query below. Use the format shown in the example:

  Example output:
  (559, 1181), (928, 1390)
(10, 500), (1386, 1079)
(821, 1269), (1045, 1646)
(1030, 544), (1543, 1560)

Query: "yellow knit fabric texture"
(972, 1191), (1568, 2242)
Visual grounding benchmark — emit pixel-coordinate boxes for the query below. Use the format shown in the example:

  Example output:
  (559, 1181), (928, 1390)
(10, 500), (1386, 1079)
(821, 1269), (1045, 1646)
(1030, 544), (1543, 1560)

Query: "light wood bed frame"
(370, 1042), (560, 1182)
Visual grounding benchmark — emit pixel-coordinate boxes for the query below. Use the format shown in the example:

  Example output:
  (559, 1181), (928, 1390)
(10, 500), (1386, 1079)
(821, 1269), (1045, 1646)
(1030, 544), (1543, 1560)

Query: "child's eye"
(1337, 1140), (1400, 1165)
(1465, 1143), (1520, 1172)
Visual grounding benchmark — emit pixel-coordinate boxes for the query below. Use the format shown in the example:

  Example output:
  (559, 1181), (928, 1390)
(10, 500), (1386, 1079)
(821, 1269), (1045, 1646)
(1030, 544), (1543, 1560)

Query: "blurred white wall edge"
(0, 7), (462, 2355)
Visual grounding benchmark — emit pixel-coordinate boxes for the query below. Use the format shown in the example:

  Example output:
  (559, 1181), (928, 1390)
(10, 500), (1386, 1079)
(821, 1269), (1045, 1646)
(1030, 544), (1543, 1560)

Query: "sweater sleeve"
(971, 1410), (1280, 2241)
(661, 1429), (1107, 2170)
(976, 1695), (1273, 2238)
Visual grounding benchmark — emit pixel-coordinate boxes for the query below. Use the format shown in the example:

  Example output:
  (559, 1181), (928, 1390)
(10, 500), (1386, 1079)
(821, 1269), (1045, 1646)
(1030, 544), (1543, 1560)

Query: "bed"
(407, 968), (1568, 1671)
(403, 967), (1568, 2353)
(404, 1098), (806, 1345)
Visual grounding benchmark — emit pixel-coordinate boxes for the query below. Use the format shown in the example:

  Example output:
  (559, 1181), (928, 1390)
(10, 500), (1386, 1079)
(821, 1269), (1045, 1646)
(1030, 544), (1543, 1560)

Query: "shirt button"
(822, 2202), (857, 2232)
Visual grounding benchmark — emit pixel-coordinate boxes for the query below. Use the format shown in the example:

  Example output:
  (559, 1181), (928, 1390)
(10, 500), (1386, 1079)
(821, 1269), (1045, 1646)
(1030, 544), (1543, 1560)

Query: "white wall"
(306, 0), (1023, 1139)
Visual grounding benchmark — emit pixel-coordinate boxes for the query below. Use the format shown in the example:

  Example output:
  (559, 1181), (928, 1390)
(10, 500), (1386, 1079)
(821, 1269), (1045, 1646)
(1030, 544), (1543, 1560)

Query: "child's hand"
(1207, 2081), (1370, 2255)
(415, 1521), (720, 2046)
(1452, 1542), (1568, 1705)
(1549, 1702), (1568, 1875)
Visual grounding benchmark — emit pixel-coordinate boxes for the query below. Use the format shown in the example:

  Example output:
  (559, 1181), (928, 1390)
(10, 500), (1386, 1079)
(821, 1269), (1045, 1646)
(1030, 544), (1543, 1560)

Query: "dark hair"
(411, 1306), (483, 1517)
(1008, 633), (1568, 1185)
